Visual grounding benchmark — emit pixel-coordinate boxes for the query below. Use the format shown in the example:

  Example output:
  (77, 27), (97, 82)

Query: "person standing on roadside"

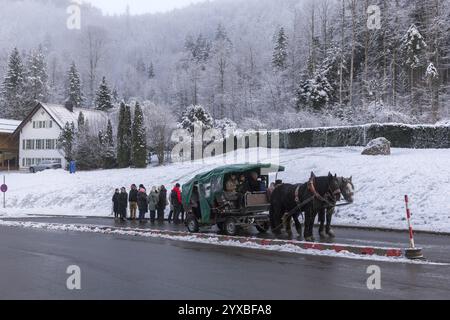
(137, 186), (149, 223)
(171, 183), (183, 224)
(157, 185), (168, 223)
(112, 189), (120, 220)
(148, 186), (159, 224)
(118, 187), (128, 221)
(129, 184), (138, 220)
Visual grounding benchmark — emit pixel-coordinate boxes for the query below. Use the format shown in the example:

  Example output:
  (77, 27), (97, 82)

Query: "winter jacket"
(112, 193), (120, 212)
(129, 189), (138, 202)
(171, 187), (182, 207)
(238, 178), (260, 194)
(118, 192), (128, 214)
(137, 191), (149, 213)
(148, 191), (159, 211)
(158, 188), (168, 210)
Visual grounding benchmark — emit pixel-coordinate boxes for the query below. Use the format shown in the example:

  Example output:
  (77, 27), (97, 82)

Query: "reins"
(278, 178), (341, 229)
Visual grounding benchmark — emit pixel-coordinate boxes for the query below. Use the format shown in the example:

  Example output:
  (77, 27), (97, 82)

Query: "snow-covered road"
(1, 147), (449, 232)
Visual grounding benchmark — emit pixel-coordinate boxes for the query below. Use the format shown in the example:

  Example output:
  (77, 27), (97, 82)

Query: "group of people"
(225, 172), (268, 195)
(112, 183), (185, 224)
(223, 172), (273, 208)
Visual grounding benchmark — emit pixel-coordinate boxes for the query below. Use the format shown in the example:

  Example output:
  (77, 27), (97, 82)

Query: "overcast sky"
(84, 0), (209, 15)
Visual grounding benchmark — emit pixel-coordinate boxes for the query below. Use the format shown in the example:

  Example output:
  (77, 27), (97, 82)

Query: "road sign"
(1, 176), (5, 209)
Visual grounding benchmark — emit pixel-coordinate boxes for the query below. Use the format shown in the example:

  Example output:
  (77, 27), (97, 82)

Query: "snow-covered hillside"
(1, 147), (449, 232)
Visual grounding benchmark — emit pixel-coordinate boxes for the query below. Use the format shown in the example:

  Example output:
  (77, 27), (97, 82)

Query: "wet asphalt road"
(0, 217), (449, 300)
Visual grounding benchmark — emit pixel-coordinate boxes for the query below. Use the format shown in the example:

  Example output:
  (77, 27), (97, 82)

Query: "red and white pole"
(404, 195), (423, 260)
(404, 195), (415, 248)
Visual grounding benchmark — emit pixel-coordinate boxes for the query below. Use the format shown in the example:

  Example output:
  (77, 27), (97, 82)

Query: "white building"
(13, 102), (109, 170)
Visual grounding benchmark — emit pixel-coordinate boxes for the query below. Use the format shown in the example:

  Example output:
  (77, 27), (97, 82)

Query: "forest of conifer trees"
(0, 0), (449, 129)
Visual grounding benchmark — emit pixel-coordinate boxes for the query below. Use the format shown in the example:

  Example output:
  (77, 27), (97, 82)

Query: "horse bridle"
(294, 177), (341, 206)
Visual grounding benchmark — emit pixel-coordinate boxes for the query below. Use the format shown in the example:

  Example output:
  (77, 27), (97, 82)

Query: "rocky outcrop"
(362, 137), (391, 156)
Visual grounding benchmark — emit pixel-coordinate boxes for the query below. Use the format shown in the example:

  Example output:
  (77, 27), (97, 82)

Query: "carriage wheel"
(186, 214), (200, 233)
(224, 218), (238, 236)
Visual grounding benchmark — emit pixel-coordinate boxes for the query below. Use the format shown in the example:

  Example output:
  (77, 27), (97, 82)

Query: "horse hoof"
(305, 237), (315, 242)
(319, 232), (327, 239)
(327, 230), (336, 238)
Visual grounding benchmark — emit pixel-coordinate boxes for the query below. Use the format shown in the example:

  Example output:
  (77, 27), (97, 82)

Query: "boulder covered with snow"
(362, 137), (391, 156)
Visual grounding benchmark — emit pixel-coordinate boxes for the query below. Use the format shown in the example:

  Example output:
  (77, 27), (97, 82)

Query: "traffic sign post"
(1, 175), (7, 209)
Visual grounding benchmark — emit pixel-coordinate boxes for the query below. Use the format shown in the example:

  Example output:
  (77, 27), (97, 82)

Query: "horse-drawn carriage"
(183, 163), (285, 236)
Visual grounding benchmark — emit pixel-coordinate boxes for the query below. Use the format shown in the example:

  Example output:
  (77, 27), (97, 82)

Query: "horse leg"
(318, 208), (327, 239)
(326, 207), (336, 238)
(271, 204), (283, 235)
(304, 209), (315, 242)
(285, 215), (293, 238)
(293, 212), (303, 239)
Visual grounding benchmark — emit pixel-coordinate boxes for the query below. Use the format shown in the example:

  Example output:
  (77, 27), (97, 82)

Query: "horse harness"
(287, 177), (341, 219)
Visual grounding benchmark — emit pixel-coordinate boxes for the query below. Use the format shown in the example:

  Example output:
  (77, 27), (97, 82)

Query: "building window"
(32, 120), (52, 129)
(45, 139), (55, 150)
(26, 140), (35, 150)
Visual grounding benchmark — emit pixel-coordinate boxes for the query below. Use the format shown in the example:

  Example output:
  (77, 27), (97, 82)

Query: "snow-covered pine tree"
(116, 102), (132, 168)
(112, 87), (119, 103)
(95, 76), (113, 111)
(77, 111), (85, 129)
(136, 59), (147, 76)
(214, 118), (237, 137)
(131, 102), (147, 168)
(297, 72), (333, 111)
(25, 46), (49, 104)
(401, 24), (428, 112)
(74, 119), (102, 170)
(124, 104), (132, 162)
(99, 119), (116, 168)
(148, 62), (155, 79)
(426, 62), (440, 122)
(66, 62), (83, 108)
(212, 24), (233, 118)
(57, 121), (76, 165)
(186, 34), (212, 64)
(1, 48), (26, 119)
(272, 27), (288, 71)
(105, 119), (114, 147)
(180, 104), (214, 133)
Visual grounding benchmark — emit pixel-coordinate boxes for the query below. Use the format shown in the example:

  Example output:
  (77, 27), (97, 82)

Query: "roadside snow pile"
(0, 147), (449, 232)
(436, 119), (450, 126)
(0, 220), (436, 265)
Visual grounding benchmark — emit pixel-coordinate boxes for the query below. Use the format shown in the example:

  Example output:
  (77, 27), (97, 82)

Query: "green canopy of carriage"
(182, 163), (285, 223)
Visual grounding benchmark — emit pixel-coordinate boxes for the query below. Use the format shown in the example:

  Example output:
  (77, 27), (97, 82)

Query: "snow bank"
(0, 147), (449, 232)
(1, 220), (443, 265)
